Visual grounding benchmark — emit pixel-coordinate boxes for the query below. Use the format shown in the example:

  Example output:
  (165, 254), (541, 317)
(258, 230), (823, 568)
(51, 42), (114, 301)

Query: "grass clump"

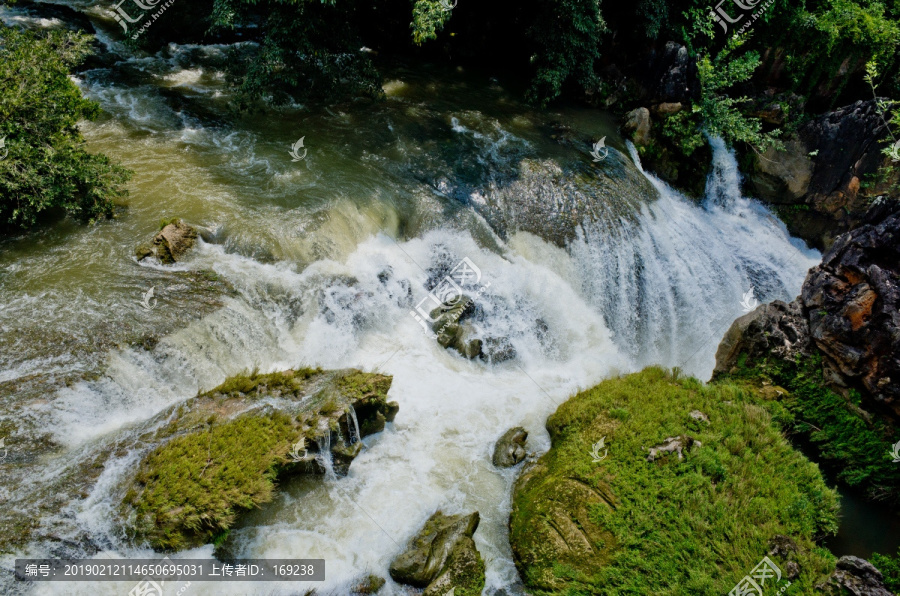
(510, 367), (839, 595)
(210, 368), (320, 399)
(125, 412), (297, 551)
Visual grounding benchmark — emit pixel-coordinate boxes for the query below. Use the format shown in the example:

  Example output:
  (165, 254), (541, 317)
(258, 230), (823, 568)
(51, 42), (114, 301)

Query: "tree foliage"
(0, 26), (131, 229)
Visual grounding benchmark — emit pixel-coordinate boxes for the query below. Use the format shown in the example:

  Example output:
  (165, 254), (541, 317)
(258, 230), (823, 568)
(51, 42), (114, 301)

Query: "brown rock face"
(713, 201), (900, 420)
(623, 107), (652, 147)
(492, 427), (528, 467)
(801, 202), (900, 415)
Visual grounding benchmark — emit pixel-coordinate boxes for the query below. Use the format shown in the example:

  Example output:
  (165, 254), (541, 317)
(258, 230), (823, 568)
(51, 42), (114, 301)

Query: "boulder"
(492, 427), (527, 467)
(136, 219), (198, 264)
(747, 100), (899, 249)
(389, 511), (485, 596)
(120, 368), (398, 551)
(816, 556), (895, 596)
(623, 108), (652, 147)
(713, 300), (812, 378)
(714, 201), (900, 420)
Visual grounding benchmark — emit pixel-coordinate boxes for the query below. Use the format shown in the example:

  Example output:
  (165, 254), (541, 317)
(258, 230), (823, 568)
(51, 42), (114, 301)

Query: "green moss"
(158, 217), (183, 230)
(510, 367), (839, 594)
(126, 412), (299, 551)
(210, 368), (320, 399)
(871, 549), (900, 592)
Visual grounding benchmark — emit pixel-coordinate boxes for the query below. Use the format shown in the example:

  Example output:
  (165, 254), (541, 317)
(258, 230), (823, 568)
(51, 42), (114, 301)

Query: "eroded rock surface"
(389, 511), (485, 596)
(136, 219), (198, 264)
(714, 201), (900, 420)
(492, 427), (527, 467)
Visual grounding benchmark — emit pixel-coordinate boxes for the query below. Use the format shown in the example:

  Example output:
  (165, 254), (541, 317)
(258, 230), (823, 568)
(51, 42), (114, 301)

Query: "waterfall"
(347, 407), (361, 445)
(315, 428), (335, 480)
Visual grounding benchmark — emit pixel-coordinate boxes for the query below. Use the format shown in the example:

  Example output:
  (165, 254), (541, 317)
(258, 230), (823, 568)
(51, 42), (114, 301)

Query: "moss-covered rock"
(135, 218), (198, 264)
(120, 368), (397, 551)
(389, 510), (485, 596)
(509, 367), (840, 594)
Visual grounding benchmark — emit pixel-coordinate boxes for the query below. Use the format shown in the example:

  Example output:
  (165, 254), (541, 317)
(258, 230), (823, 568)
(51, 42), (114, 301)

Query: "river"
(0, 3), (853, 594)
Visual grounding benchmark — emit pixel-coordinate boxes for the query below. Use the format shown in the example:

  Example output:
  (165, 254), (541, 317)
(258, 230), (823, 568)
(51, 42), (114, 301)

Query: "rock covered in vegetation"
(509, 367), (838, 593)
(389, 511), (485, 596)
(491, 427), (527, 467)
(747, 100), (899, 249)
(121, 368), (397, 551)
(817, 556), (895, 596)
(350, 574), (386, 594)
(135, 219), (198, 264)
(715, 200), (900, 421)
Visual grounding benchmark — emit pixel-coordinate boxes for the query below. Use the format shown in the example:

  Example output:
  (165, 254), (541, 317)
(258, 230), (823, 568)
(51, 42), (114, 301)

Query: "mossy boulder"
(121, 368), (397, 551)
(389, 510), (485, 596)
(509, 367), (840, 594)
(135, 218), (198, 264)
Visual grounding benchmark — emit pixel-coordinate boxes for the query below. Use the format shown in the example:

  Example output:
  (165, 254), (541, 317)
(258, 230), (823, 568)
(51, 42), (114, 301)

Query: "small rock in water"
(492, 427), (528, 468)
(389, 510), (485, 595)
(135, 218), (198, 264)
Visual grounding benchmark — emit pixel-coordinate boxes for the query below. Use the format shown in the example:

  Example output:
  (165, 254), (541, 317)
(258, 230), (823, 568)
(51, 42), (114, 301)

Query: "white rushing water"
(6, 140), (819, 596)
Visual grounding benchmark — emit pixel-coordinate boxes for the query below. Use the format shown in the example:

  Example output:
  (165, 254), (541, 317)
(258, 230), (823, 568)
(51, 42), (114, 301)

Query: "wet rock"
(389, 511), (485, 596)
(714, 201), (900, 421)
(643, 42), (700, 104)
(430, 297), (483, 360)
(120, 369), (398, 551)
(713, 300), (812, 377)
(623, 108), (652, 147)
(646, 435), (700, 462)
(482, 336), (516, 364)
(351, 574), (386, 594)
(817, 556), (894, 596)
(654, 102), (683, 115)
(135, 219), (198, 264)
(492, 427), (527, 468)
(746, 100), (899, 249)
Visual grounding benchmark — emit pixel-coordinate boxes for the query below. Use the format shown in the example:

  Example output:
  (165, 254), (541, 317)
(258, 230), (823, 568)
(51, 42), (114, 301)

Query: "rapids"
(0, 5), (822, 594)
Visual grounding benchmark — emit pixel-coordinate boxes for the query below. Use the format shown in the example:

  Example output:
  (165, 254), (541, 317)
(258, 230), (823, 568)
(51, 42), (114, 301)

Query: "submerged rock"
(492, 427), (527, 468)
(389, 510), (485, 596)
(135, 219), (198, 264)
(350, 574), (386, 594)
(120, 368), (398, 551)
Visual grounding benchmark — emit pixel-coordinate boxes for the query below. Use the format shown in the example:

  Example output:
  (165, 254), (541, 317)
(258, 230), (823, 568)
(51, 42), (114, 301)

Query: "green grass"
(724, 353), (900, 503)
(510, 367), (839, 595)
(125, 412), (297, 551)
